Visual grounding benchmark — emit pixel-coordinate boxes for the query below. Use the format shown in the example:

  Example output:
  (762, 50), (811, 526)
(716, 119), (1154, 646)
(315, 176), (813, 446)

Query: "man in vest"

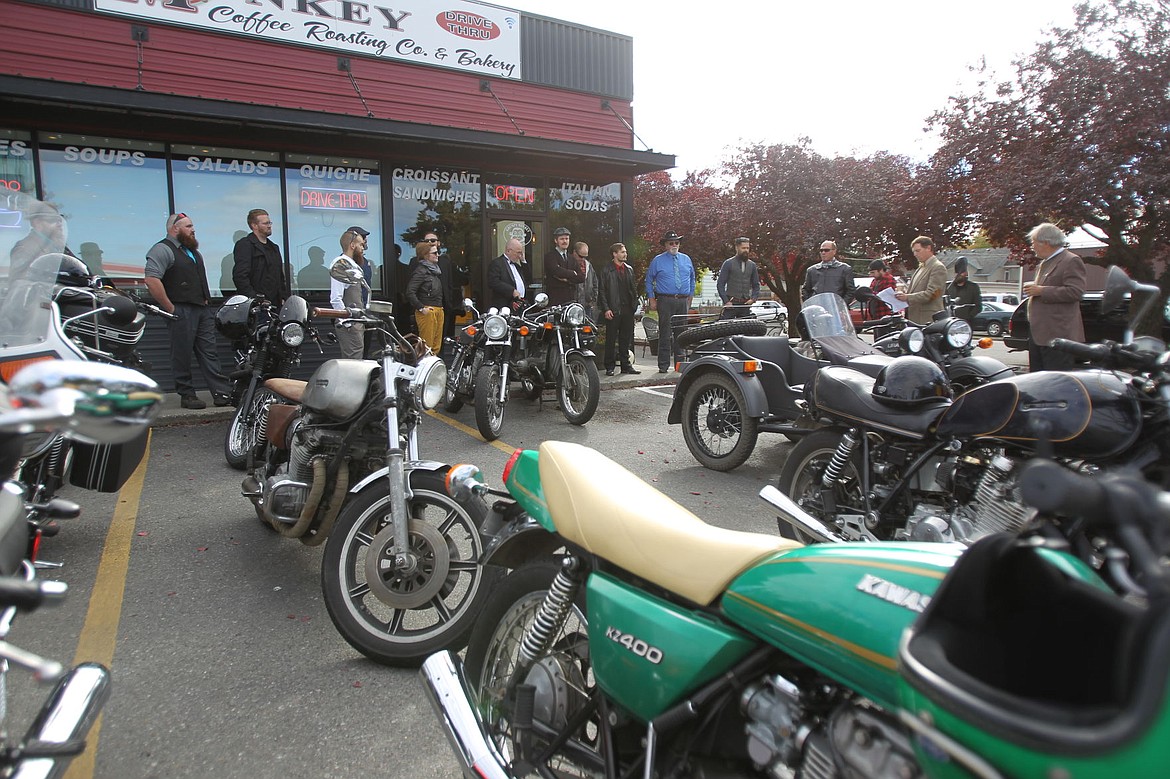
(144, 213), (232, 409)
(329, 228), (369, 360)
(717, 236), (760, 319)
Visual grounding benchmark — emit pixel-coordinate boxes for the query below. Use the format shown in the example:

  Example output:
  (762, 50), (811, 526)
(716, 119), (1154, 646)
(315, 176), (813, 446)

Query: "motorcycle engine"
(741, 675), (920, 778)
(903, 453), (1036, 544)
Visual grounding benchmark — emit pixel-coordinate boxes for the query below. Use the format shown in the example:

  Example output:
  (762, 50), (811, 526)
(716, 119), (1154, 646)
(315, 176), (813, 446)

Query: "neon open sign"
(492, 185), (536, 205)
(300, 186), (368, 211)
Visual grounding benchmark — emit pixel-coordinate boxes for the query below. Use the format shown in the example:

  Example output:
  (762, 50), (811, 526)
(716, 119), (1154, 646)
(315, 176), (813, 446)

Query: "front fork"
(381, 354), (420, 563)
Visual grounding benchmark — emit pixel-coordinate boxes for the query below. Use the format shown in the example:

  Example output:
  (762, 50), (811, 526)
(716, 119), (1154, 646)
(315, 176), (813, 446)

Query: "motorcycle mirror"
(329, 261), (368, 289)
(534, 292), (549, 308)
(8, 361), (162, 445)
(462, 297), (474, 309)
(1102, 266), (1134, 314)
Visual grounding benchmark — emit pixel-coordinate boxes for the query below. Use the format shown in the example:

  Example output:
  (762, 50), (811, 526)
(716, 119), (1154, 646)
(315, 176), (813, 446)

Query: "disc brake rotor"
(363, 518), (451, 609)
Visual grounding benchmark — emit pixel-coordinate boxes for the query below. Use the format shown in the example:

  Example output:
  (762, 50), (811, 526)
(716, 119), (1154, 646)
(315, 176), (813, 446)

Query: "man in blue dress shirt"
(645, 230), (696, 373)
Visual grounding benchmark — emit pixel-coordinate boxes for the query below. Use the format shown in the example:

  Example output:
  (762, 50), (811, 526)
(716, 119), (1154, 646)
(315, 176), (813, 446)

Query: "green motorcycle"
(421, 441), (1170, 778)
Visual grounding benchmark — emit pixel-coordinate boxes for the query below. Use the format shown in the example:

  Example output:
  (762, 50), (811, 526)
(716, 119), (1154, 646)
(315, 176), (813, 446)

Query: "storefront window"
(548, 180), (623, 262)
(0, 129), (35, 198)
(286, 154), (382, 298)
(391, 166), (481, 305)
(172, 145), (282, 296)
(37, 133), (168, 279)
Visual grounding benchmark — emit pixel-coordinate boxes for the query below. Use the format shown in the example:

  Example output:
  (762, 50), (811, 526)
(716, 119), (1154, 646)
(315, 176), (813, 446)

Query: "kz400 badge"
(604, 626), (663, 664)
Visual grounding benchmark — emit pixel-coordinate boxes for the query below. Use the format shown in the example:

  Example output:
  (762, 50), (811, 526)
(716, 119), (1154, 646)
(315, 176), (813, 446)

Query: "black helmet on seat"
(56, 255), (93, 287)
(872, 356), (952, 405)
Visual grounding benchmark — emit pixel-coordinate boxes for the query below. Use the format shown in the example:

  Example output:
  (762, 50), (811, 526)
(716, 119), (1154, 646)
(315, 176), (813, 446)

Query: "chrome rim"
(689, 384), (742, 458)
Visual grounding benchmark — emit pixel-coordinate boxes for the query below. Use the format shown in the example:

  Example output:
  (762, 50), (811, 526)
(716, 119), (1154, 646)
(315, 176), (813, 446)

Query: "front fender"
(349, 459), (450, 495)
(668, 357), (770, 424)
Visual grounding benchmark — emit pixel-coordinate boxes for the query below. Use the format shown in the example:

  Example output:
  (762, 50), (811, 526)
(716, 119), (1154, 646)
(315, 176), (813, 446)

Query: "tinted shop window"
(0, 129), (36, 199)
(286, 155), (381, 298)
(548, 181), (622, 260)
(171, 146), (282, 297)
(391, 167), (481, 303)
(37, 134), (168, 280)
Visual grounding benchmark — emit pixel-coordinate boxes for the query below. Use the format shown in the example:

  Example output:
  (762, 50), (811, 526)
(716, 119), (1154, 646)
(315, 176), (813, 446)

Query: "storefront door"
(489, 217), (545, 299)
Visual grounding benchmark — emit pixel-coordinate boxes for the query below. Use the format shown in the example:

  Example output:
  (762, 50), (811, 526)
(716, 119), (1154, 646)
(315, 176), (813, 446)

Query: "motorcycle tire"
(463, 560), (596, 771)
(557, 353), (600, 426)
(224, 388), (279, 471)
(775, 429), (865, 542)
(321, 468), (501, 667)
(473, 362), (506, 441)
(680, 371), (760, 471)
(675, 318), (767, 348)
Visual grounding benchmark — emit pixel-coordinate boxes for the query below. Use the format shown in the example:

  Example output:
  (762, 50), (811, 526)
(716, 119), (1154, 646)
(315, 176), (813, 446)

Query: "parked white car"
(750, 300), (787, 323)
(982, 292), (1020, 306)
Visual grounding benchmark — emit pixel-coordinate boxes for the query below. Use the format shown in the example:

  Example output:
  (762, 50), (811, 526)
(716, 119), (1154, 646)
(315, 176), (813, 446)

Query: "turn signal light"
(465, 326), (478, 337)
(583, 326), (593, 334)
(978, 338), (993, 349)
(741, 360), (761, 373)
(543, 322), (554, 330)
(519, 326), (531, 336)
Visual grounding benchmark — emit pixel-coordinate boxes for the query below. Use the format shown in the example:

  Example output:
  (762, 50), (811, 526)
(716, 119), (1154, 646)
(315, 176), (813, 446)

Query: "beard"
(178, 233), (199, 251)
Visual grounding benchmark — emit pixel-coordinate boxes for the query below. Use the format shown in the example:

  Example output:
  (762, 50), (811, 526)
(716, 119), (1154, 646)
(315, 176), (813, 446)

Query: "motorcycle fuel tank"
(935, 370), (1141, 460)
(301, 359), (378, 418)
(723, 543), (961, 710)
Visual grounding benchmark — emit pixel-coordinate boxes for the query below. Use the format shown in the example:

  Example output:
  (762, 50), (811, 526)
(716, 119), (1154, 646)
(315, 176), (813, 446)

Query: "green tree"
(929, 0), (1170, 329)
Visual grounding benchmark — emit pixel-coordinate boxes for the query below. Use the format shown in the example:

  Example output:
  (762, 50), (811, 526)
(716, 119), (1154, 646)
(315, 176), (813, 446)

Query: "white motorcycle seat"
(538, 440), (800, 606)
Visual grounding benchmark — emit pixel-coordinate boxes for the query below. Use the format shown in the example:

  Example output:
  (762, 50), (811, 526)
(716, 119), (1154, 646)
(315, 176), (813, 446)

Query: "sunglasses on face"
(819, 248), (833, 253)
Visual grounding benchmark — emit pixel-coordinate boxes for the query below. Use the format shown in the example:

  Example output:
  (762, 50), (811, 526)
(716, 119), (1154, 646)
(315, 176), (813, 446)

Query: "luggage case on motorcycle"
(68, 429), (149, 493)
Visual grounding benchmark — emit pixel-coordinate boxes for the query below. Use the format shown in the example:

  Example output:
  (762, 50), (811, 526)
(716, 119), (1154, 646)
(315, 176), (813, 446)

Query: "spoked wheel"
(321, 469), (500, 666)
(464, 560), (602, 777)
(775, 430), (864, 542)
(680, 372), (759, 471)
(557, 353), (600, 425)
(474, 362), (506, 441)
(224, 388), (280, 470)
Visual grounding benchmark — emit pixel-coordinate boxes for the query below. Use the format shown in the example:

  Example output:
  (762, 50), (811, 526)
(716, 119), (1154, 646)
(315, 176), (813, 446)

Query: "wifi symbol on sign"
(504, 17), (516, 29)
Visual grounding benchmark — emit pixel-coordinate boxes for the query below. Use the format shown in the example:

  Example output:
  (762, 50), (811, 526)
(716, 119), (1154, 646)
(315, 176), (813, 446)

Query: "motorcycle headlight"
(945, 319), (973, 349)
(899, 327), (925, 354)
(281, 321), (305, 347)
(563, 303), (586, 326)
(484, 314), (509, 340)
(411, 355), (448, 410)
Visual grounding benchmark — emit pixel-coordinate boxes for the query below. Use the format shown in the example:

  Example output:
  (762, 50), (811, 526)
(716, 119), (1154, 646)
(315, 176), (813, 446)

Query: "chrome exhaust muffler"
(419, 651), (515, 779)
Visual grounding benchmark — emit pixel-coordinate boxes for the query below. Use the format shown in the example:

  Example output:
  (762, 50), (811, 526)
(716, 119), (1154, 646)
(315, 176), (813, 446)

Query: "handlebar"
(0, 578), (67, 612)
(311, 308), (351, 319)
(1050, 338), (1158, 371)
(138, 301), (178, 321)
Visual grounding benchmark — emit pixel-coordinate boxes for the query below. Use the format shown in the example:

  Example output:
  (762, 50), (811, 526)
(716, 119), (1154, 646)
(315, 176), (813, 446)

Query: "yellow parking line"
(426, 410), (517, 455)
(64, 431), (152, 779)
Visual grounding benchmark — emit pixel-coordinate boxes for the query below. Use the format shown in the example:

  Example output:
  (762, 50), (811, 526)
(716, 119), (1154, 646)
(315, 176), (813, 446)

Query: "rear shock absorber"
(822, 430), (860, 488)
(517, 555), (585, 668)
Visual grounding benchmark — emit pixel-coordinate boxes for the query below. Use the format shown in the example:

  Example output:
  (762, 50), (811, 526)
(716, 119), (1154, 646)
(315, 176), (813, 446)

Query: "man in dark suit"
(598, 242), (641, 376)
(544, 226), (586, 304)
(486, 238), (530, 310)
(1023, 222), (1086, 372)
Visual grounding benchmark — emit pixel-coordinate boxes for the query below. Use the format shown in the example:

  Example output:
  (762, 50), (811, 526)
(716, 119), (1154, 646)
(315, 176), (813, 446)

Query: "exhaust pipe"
(759, 485), (845, 544)
(419, 651), (515, 779)
(13, 662), (110, 779)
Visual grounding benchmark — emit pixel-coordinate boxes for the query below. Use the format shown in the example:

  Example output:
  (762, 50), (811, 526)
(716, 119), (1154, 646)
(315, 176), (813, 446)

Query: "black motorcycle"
(216, 294), (328, 470)
(671, 293), (1012, 471)
(241, 265), (499, 666)
(773, 265), (1170, 547)
(510, 300), (601, 425)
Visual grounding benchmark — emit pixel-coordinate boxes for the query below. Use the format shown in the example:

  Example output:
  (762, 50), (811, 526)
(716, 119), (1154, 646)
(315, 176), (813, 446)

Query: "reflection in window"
(286, 155), (382, 298)
(0, 129), (36, 200)
(548, 181), (623, 277)
(37, 134), (168, 279)
(172, 146), (282, 296)
(391, 166), (481, 306)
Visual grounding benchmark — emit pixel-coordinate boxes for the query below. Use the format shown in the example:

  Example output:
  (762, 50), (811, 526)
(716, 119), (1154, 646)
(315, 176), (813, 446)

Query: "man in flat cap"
(645, 230), (696, 373)
(544, 226), (586, 304)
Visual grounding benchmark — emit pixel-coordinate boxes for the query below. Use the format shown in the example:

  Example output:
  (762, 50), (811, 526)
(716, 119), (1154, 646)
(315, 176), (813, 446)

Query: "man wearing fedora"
(645, 230), (696, 373)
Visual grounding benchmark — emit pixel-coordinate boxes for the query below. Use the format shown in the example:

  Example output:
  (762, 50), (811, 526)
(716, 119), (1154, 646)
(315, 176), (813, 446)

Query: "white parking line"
(636, 385), (677, 399)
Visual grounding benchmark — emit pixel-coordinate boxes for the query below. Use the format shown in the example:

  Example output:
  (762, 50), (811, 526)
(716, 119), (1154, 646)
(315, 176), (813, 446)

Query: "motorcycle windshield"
(280, 294), (309, 324)
(802, 293), (856, 339)
(1, 194), (70, 350)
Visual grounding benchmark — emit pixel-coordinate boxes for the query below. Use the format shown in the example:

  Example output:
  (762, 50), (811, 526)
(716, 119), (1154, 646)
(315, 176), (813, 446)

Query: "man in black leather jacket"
(232, 208), (287, 304)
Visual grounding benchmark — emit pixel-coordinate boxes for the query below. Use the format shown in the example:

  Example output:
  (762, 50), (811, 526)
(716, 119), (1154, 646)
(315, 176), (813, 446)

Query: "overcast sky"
(504, 0), (1080, 175)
